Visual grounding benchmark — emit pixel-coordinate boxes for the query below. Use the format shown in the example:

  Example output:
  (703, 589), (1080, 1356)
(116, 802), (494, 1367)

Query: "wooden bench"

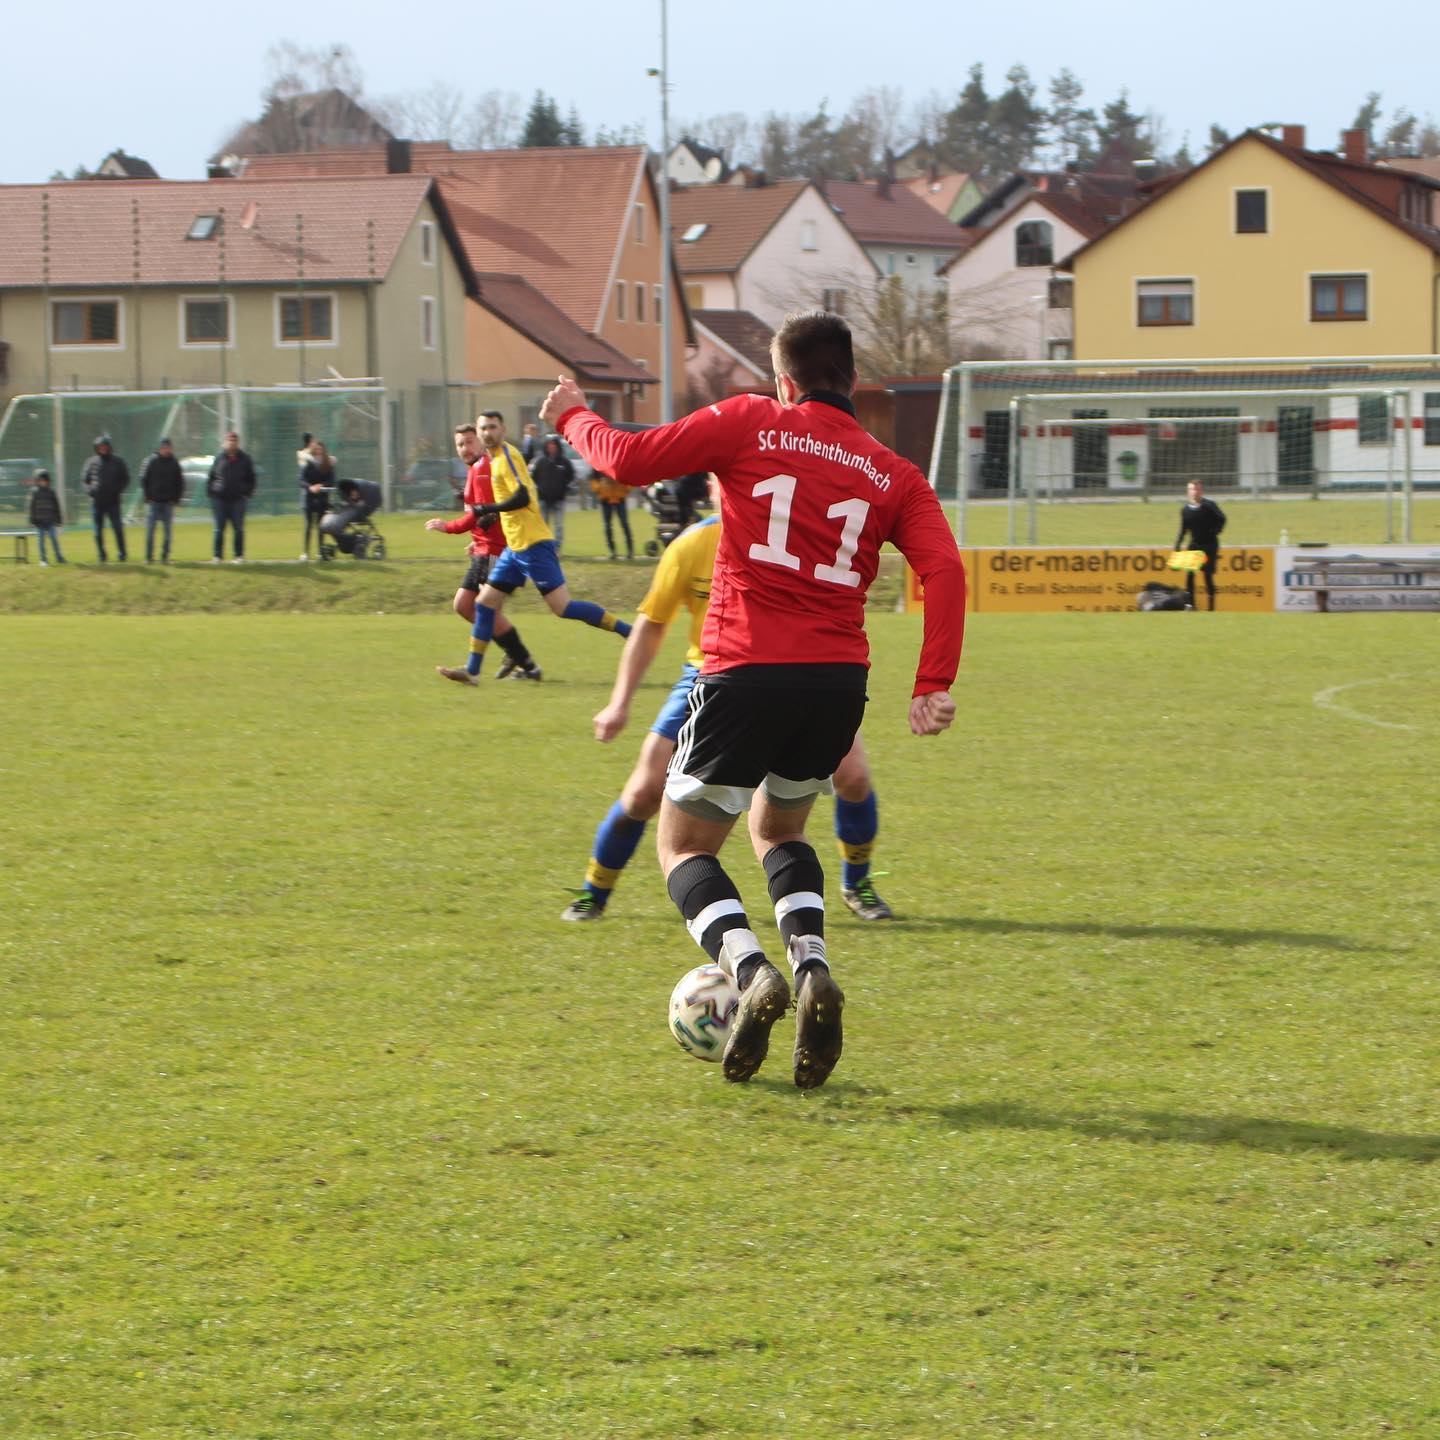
(1290, 556), (1440, 612)
(0, 529), (33, 563)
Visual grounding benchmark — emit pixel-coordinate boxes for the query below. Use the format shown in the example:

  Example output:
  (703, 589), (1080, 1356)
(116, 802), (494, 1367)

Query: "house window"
(52, 299), (120, 346)
(654, 284), (663, 323)
(182, 297), (229, 345)
(684, 282), (705, 309)
(1015, 220), (1053, 267)
(821, 287), (847, 315)
(1311, 273), (1367, 321)
(419, 221), (435, 265)
(800, 220), (818, 251)
(1399, 185), (1433, 226)
(1048, 278), (1074, 309)
(1358, 395), (1389, 445)
(186, 215), (220, 241)
(615, 284), (626, 321)
(1048, 339), (1073, 360)
(1425, 393), (1440, 446)
(635, 283), (645, 323)
(1137, 279), (1194, 326)
(420, 295), (436, 350)
(1235, 190), (1268, 233)
(634, 203), (645, 244)
(278, 294), (335, 343)
(680, 222), (708, 243)
(906, 253), (916, 266)
(886, 253), (896, 275)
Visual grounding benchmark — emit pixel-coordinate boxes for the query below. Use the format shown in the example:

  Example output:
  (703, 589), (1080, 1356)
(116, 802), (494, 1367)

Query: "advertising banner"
(1275, 546), (1440, 612)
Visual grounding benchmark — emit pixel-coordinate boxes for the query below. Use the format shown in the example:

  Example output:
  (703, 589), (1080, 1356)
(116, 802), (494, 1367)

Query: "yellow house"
(1063, 127), (1440, 359)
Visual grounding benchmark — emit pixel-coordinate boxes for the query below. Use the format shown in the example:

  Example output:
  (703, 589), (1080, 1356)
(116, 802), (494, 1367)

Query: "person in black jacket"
(1175, 479), (1227, 610)
(81, 434), (129, 562)
(321, 478), (381, 553)
(207, 431), (257, 563)
(530, 436), (575, 551)
(28, 469), (65, 565)
(140, 437), (185, 563)
(298, 439), (335, 560)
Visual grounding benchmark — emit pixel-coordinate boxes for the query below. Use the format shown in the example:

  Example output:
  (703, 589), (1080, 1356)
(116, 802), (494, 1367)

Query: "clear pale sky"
(2, 0), (1436, 182)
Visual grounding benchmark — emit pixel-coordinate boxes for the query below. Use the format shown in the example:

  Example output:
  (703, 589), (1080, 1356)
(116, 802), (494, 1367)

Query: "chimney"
(1281, 124), (1306, 149)
(1341, 128), (1369, 165)
(386, 139), (413, 174)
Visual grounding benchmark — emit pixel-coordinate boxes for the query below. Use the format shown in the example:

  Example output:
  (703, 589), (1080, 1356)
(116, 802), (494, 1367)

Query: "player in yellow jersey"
(561, 482), (890, 923)
(438, 411), (630, 683)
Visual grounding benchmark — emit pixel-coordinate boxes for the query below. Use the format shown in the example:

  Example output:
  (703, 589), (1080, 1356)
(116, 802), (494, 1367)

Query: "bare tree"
(373, 81), (469, 143)
(464, 91), (524, 149)
(263, 41), (365, 103)
(842, 86), (908, 173)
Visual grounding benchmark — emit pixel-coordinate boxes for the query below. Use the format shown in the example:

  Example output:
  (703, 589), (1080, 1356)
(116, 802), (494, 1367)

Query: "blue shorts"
(487, 539), (566, 595)
(651, 664), (700, 741)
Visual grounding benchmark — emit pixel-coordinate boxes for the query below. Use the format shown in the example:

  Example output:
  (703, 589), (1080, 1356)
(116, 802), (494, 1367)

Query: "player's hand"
(424, 517), (446, 531)
(593, 702), (629, 742)
(541, 376), (587, 429)
(909, 690), (955, 736)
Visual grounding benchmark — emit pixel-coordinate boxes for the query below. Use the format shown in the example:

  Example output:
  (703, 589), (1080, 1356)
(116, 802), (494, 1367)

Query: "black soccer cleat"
(494, 656), (519, 680)
(560, 893), (605, 922)
(721, 961), (791, 1084)
(841, 876), (893, 921)
(793, 962), (845, 1090)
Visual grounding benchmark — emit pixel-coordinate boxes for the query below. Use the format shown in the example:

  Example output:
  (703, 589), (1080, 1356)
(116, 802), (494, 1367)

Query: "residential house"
(669, 179), (875, 329)
(900, 170), (983, 225)
(239, 143), (689, 425)
(1060, 127), (1440, 360)
(943, 169), (1145, 358)
(823, 178), (966, 300)
(688, 307), (774, 404)
(668, 138), (729, 186)
(96, 150), (159, 180)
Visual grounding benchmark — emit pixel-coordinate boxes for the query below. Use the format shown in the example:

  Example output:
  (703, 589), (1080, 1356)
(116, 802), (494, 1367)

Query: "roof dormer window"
(681, 222), (709, 242)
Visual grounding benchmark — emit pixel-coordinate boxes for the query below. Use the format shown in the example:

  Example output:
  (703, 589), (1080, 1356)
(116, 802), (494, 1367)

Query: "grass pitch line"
(1312, 674), (1421, 732)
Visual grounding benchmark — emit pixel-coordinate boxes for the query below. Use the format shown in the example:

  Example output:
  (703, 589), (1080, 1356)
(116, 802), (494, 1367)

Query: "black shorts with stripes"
(670, 664), (868, 792)
(461, 552), (493, 592)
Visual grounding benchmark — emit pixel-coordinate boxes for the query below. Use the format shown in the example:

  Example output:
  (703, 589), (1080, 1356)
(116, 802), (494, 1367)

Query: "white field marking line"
(1312, 673), (1422, 732)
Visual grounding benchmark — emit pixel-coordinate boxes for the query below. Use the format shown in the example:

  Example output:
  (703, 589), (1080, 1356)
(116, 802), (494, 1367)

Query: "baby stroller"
(642, 472), (710, 556)
(319, 479), (388, 561)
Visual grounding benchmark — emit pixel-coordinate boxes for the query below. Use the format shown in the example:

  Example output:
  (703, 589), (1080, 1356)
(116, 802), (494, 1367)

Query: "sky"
(3, 0), (1438, 182)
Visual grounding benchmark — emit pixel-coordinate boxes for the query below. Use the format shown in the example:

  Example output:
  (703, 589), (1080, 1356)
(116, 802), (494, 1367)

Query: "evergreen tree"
(758, 112), (795, 178)
(562, 105), (585, 147)
(1382, 108), (1417, 157)
(1350, 92), (1382, 146)
(1047, 68), (1096, 169)
(988, 65), (1044, 175)
(520, 91), (565, 147)
(940, 64), (992, 176)
(1206, 124), (1231, 156)
(1094, 90), (1145, 166)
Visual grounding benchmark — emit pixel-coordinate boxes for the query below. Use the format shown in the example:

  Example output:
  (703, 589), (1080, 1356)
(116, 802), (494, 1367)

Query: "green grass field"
(2, 562), (1438, 1436)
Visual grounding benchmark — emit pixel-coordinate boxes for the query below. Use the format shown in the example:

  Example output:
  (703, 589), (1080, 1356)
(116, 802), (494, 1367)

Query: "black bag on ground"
(1137, 582), (1191, 612)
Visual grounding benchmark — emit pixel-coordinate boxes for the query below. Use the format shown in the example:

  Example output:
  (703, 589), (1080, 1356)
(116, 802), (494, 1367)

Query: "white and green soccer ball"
(669, 964), (740, 1062)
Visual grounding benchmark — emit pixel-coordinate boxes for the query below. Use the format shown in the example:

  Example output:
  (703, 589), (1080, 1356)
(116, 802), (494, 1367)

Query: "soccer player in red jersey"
(541, 310), (965, 1089)
(425, 424), (541, 683)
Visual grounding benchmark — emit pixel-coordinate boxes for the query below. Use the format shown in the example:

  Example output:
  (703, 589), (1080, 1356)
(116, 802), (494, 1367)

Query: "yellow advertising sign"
(905, 548), (1274, 613)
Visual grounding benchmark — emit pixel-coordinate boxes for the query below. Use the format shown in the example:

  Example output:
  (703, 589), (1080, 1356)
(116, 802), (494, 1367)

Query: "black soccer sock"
(494, 628), (533, 666)
(666, 855), (766, 988)
(763, 840), (828, 975)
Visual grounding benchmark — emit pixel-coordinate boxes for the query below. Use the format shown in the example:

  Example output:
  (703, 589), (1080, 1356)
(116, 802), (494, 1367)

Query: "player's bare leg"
(660, 799), (789, 1083)
(751, 789), (845, 1090)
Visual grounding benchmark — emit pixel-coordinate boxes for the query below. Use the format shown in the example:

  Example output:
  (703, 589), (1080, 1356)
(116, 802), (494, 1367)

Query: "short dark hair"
(454, 423), (477, 436)
(480, 410), (504, 426)
(770, 310), (855, 394)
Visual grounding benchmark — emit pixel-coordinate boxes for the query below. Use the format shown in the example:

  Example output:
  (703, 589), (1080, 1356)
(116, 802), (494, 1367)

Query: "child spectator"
(28, 469), (65, 565)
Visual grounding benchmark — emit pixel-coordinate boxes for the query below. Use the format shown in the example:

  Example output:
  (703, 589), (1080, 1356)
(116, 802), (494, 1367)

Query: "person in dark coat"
(298, 439), (335, 560)
(321, 478), (382, 553)
(1174, 479), (1227, 610)
(81, 434), (129, 561)
(28, 469), (65, 565)
(139, 437), (186, 563)
(530, 436), (575, 551)
(207, 431), (257, 562)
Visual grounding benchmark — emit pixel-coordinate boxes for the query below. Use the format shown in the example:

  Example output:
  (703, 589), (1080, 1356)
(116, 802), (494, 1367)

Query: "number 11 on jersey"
(748, 475), (870, 589)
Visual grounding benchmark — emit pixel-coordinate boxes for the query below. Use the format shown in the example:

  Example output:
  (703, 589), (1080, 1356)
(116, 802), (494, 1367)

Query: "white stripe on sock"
(774, 890), (825, 921)
(686, 897), (746, 946)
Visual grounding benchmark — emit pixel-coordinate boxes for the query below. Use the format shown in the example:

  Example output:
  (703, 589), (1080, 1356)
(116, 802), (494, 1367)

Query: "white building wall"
(865, 243), (956, 300)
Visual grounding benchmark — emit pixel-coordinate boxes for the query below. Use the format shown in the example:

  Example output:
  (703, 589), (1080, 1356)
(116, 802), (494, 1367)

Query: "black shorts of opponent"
(461, 552), (493, 592)
(669, 664), (868, 803)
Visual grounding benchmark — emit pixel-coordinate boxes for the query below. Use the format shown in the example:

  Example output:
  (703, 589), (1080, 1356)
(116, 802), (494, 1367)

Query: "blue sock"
(466, 604), (496, 675)
(562, 599), (631, 638)
(583, 801), (648, 907)
(834, 791), (878, 889)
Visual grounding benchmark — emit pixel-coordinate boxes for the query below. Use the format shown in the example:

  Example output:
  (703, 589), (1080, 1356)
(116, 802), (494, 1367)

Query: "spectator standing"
(1174, 479), (1227, 610)
(298, 440), (335, 560)
(81, 434), (129, 562)
(521, 422), (542, 463)
(591, 472), (634, 561)
(139, 437), (185, 563)
(28, 469), (65, 565)
(207, 431), (257, 563)
(531, 436), (575, 551)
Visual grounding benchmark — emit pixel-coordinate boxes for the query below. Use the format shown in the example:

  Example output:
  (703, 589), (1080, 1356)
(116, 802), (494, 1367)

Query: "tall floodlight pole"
(648, 0), (674, 421)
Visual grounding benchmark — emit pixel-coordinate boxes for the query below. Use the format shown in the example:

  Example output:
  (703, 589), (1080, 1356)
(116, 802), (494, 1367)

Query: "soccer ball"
(668, 963), (740, 1062)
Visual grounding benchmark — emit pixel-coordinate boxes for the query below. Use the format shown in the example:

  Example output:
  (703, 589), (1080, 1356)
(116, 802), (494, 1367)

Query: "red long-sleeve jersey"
(438, 457), (505, 557)
(560, 392), (965, 696)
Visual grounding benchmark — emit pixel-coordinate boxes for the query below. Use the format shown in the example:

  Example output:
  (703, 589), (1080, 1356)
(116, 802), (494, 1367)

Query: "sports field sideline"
(2, 556), (1435, 1435)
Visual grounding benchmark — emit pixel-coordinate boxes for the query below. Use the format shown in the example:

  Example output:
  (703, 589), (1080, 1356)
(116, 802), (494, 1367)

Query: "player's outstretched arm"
(594, 614), (668, 742)
(908, 690), (955, 736)
(541, 377), (588, 430)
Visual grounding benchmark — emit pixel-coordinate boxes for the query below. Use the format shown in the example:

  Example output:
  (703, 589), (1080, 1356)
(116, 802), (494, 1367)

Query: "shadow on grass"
(921, 1099), (1440, 1165)
(896, 913), (1371, 952)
